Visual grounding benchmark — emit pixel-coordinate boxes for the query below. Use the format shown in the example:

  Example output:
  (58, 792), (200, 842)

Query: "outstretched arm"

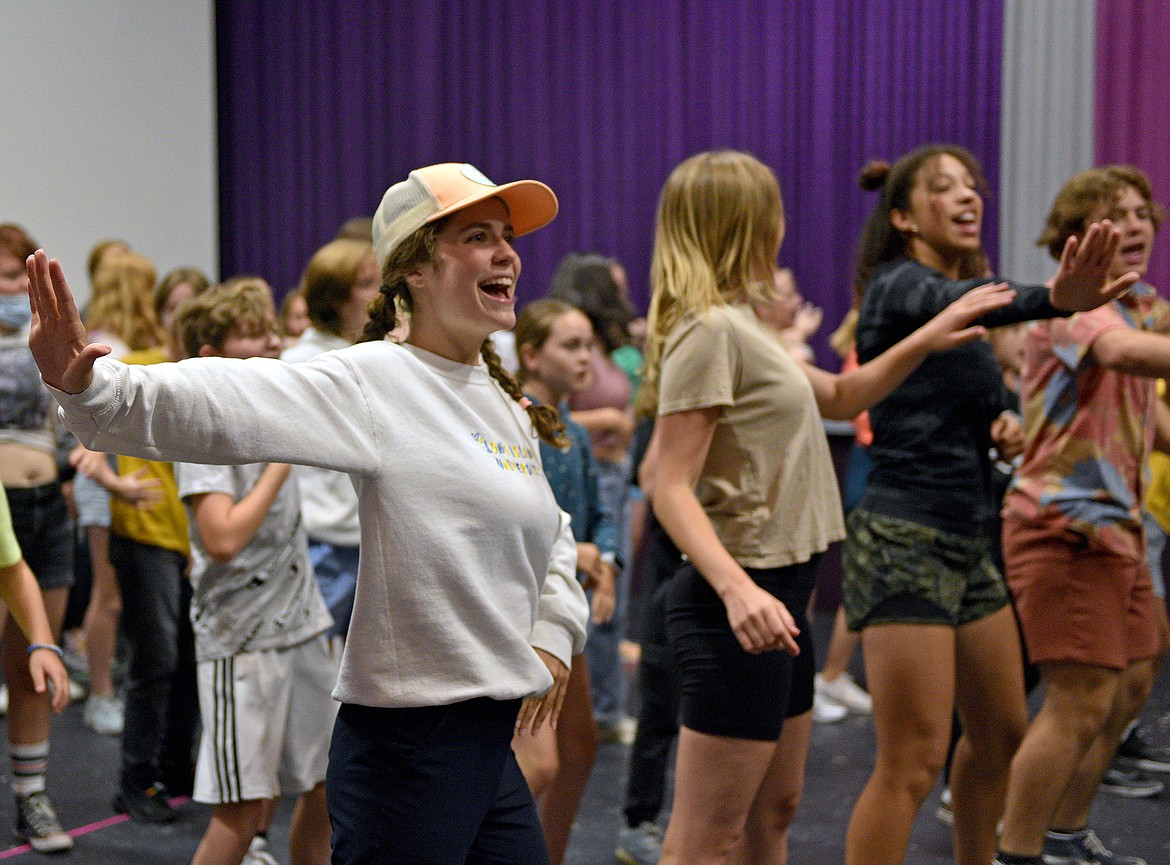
(803, 282), (1016, 419)
(29, 250), (383, 474)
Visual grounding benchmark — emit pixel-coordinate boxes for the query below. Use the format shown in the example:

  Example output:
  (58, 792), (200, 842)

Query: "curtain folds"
(217, 0), (1003, 361)
(1096, 0), (1170, 294)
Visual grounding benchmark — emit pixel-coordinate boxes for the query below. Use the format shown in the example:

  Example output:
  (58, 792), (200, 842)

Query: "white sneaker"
(68, 677), (88, 703)
(598, 716), (638, 746)
(243, 836), (281, 865)
(815, 672), (873, 714)
(616, 821), (662, 865)
(83, 693), (125, 736)
(812, 691), (847, 723)
(935, 786), (954, 826)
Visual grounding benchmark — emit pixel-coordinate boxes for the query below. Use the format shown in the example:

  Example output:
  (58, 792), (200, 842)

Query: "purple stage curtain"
(1096, 0), (1170, 296)
(218, 0), (1002, 363)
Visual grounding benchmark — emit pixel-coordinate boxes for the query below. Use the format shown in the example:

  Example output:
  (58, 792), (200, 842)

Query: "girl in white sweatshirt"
(26, 162), (588, 865)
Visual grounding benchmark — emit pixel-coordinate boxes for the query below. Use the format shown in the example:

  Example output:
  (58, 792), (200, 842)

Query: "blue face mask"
(0, 294), (32, 330)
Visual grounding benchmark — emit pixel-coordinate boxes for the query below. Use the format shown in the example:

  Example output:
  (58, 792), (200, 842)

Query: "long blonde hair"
(637, 150), (783, 416)
(86, 250), (166, 351)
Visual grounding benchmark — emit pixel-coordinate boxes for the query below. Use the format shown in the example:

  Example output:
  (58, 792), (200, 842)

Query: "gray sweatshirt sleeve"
(529, 510), (589, 667)
(48, 352), (381, 475)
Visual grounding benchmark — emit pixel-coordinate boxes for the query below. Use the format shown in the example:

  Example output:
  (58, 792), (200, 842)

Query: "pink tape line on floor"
(0, 796), (191, 858)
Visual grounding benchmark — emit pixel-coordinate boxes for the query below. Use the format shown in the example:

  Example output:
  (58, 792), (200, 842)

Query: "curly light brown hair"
(1037, 165), (1164, 261)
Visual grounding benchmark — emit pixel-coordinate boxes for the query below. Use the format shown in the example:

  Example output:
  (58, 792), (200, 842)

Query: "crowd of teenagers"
(0, 146), (1168, 865)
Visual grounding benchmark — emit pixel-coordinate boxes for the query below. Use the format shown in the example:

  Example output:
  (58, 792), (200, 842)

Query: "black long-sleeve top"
(854, 258), (1066, 537)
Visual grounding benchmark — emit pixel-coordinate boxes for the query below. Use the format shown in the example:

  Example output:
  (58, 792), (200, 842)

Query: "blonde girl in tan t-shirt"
(637, 150), (1016, 865)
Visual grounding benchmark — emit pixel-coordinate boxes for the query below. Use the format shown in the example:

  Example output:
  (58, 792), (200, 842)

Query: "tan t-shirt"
(658, 304), (844, 568)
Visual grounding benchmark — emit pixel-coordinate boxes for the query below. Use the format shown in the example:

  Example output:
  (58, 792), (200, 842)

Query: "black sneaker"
(1097, 765), (1163, 799)
(1116, 725), (1170, 774)
(14, 792), (74, 853)
(160, 761), (195, 798)
(1042, 828), (1146, 865)
(112, 781), (179, 824)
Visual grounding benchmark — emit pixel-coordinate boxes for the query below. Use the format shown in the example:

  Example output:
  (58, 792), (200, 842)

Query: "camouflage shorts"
(842, 509), (1009, 630)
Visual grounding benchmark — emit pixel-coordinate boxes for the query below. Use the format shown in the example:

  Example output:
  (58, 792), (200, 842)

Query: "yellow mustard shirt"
(107, 347), (189, 555)
(1146, 380), (1170, 534)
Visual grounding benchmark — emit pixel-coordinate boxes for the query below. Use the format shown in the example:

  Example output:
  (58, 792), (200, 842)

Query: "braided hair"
(481, 337), (567, 447)
(361, 220), (567, 448)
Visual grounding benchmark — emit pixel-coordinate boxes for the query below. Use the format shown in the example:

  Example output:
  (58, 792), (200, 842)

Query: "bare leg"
(1049, 657), (1155, 831)
(659, 727), (778, 865)
(731, 710), (813, 865)
(191, 799), (265, 865)
(254, 798), (273, 834)
(289, 783), (331, 865)
(999, 662), (1122, 857)
(82, 525), (121, 698)
(539, 658), (599, 865)
(949, 607), (1028, 865)
(845, 623), (956, 865)
(820, 607), (862, 681)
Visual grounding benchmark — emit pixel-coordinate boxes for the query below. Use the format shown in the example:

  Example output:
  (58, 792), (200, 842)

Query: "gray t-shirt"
(177, 461), (332, 661)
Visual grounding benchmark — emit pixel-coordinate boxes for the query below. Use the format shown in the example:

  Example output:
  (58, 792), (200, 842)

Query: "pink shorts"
(1002, 520), (1160, 670)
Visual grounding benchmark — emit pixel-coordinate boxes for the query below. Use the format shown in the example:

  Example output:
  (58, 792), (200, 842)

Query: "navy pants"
(327, 698), (550, 865)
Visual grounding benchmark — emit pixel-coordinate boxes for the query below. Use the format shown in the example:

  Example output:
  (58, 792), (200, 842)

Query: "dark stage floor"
(0, 611), (1167, 864)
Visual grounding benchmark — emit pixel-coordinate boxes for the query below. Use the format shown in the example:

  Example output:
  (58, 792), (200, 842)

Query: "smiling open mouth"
(478, 276), (514, 300)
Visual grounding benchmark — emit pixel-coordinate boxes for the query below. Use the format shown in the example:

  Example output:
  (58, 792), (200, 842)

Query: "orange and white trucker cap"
(371, 163), (558, 271)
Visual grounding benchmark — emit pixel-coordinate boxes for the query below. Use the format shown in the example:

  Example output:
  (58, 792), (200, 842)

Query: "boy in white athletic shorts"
(173, 279), (336, 865)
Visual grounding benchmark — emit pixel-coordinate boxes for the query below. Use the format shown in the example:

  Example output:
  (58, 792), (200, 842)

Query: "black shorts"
(5, 483), (74, 591)
(666, 557), (818, 741)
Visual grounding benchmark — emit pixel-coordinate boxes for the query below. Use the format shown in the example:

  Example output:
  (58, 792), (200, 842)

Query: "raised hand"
(915, 282), (1017, 352)
(26, 250), (110, 393)
(1050, 220), (1140, 312)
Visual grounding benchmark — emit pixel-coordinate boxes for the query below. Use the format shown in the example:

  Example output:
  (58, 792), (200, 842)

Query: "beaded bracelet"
(26, 644), (63, 658)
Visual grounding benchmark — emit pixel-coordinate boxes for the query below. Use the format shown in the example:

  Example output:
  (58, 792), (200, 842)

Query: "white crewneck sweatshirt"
(50, 340), (587, 707)
(282, 327), (361, 547)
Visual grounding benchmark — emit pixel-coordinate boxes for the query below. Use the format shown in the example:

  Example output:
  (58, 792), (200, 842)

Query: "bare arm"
(802, 282), (1017, 419)
(0, 560), (70, 713)
(1092, 328), (1170, 379)
(648, 408), (800, 655)
(187, 463), (291, 564)
(70, 446), (162, 508)
(569, 407), (634, 459)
